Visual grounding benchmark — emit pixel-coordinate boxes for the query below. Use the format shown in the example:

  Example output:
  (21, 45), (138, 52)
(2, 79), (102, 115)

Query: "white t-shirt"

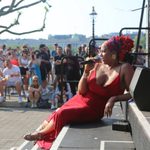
(20, 57), (29, 66)
(3, 65), (21, 82)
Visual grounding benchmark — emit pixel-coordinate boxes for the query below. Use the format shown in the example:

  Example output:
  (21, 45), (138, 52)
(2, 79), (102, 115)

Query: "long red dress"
(36, 68), (124, 149)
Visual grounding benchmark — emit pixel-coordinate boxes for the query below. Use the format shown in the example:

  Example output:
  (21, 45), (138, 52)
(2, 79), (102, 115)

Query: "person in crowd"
(2, 44), (7, 55)
(48, 84), (56, 110)
(76, 46), (82, 57)
(28, 50), (42, 84)
(0, 69), (7, 102)
(81, 44), (88, 59)
(9, 49), (19, 66)
(53, 46), (67, 89)
(64, 44), (81, 95)
(18, 50), (30, 92)
(50, 44), (59, 84)
(54, 76), (72, 108)
(0, 59), (22, 103)
(5, 48), (12, 60)
(51, 43), (58, 58)
(37, 44), (51, 90)
(28, 75), (42, 108)
(23, 35), (134, 150)
(76, 46), (85, 75)
(64, 44), (72, 56)
(135, 45), (145, 65)
(45, 46), (52, 83)
(15, 46), (21, 57)
(0, 48), (5, 70)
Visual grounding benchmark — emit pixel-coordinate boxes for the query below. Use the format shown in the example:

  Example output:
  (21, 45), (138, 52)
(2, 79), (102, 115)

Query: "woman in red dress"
(24, 35), (134, 150)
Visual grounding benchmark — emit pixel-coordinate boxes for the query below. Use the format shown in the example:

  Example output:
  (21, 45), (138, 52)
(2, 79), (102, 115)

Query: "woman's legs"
(24, 119), (55, 141)
(38, 119), (55, 135)
(29, 90), (34, 98)
(38, 120), (49, 130)
(29, 91), (35, 107)
(15, 81), (22, 97)
(23, 76), (29, 91)
(34, 91), (40, 103)
(0, 80), (4, 97)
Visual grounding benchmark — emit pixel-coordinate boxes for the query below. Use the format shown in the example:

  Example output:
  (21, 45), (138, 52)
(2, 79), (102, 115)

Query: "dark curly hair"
(104, 35), (134, 62)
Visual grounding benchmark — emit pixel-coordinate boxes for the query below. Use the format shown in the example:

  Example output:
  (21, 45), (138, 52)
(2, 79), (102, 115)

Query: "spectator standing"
(136, 45), (145, 65)
(81, 44), (88, 59)
(28, 50), (42, 85)
(37, 44), (51, 89)
(53, 46), (67, 89)
(2, 44), (7, 55)
(51, 43), (58, 58)
(65, 44), (81, 95)
(45, 46), (52, 83)
(76, 46), (82, 57)
(0, 48), (5, 70)
(50, 43), (59, 83)
(18, 50), (30, 92)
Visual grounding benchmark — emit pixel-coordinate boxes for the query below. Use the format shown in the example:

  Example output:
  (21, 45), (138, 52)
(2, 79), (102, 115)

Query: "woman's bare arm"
(78, 61), (95, 95)
(77, 71), (89, 95)
(104, 63), (134, 117)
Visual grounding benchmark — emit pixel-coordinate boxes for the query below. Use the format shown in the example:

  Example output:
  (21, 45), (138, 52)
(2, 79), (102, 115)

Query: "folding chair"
(4, 77), (26, 100)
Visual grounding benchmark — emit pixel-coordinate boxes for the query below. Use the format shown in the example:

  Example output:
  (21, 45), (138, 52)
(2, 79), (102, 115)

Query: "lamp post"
(90, 6), (97, 40)
(89, 6), (97, 56)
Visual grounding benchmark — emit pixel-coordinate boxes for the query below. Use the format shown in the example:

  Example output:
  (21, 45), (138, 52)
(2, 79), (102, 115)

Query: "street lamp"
(89, 6), (97, 56)
(89, 6), (97, 40)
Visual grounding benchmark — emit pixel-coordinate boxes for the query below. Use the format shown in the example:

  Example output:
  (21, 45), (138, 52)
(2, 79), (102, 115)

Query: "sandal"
(24, 132), (42, 141)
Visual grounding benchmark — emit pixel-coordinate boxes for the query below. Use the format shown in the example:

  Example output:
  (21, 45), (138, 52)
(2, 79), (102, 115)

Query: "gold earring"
(111, 54), (116, 60)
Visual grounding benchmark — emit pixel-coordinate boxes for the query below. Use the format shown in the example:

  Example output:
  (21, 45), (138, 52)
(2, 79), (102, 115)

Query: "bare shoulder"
(120, 63), (134, 90)
(121, 63), (134, 73)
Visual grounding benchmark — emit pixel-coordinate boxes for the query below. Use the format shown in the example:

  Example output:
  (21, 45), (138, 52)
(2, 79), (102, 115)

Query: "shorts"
(6, 80), (22, 87)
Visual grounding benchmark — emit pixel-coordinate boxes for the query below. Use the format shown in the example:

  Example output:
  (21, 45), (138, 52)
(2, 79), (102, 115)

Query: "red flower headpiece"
(105, 35), (134, 61)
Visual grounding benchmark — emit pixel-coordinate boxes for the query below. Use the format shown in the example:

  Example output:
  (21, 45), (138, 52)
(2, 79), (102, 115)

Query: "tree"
(134, 33), (146, 50)
(0, 0), (51, 35)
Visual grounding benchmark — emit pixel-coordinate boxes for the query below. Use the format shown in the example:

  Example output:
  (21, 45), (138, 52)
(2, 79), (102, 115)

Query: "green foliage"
(134, 33), (146, 49)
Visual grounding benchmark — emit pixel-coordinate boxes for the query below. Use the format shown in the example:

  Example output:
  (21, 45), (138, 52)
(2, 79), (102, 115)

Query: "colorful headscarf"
(104, 35), (134, 61)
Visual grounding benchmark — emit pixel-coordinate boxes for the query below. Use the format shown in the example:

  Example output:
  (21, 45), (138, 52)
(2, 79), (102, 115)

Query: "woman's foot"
(24, 132), (42, 141)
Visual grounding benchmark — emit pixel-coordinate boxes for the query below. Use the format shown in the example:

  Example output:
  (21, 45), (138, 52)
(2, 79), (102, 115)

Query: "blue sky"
(0, 0), (147, 39)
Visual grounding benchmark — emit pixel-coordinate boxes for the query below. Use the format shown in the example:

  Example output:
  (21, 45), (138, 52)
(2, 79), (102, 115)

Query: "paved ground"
(0, 96), (52, 150)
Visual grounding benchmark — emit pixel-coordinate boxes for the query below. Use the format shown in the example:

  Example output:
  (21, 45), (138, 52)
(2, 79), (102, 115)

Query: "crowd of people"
(0, 43), (90, 108)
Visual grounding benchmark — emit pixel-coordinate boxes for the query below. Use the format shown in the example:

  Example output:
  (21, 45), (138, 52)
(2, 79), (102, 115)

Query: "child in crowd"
(54, 77), (72, 108)
(28, 75), (42, 108)
(48, 84), (56, 109)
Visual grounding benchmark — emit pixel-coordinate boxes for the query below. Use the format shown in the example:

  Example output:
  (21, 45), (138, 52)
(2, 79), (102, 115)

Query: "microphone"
(80, 55), (101, 65)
